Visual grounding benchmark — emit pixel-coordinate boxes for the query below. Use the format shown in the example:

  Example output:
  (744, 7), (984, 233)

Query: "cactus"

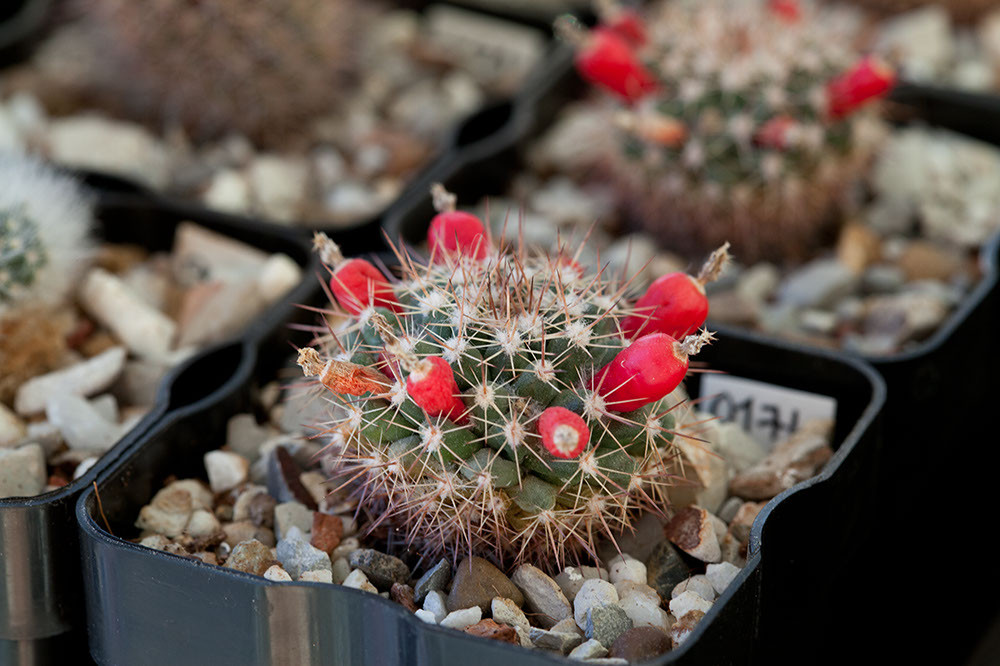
(298, 189), (722, 569)
(1, 155), (93, 401)
(847, 0), (995, 23)
(86, 0), (365, 144)
(558, 0), (895, 264)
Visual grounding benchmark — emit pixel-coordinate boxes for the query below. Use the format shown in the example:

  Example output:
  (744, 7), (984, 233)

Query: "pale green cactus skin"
(1, 207), (49, 305)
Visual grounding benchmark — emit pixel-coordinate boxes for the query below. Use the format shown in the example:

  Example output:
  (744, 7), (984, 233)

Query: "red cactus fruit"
(557, 16), (658, 104)
(330, 259), (401, 315)
(593, 331), (714, 412)
(768, 0), (801, 22)
(754, 115), (796, 150)
(826, 57), (896, 120)
(407, 356), (467, 423)
(428, 183), (488, 263)
(622, 243), (730, 340)
(538, 407), (590, 459)
(599, 4), (648, 47)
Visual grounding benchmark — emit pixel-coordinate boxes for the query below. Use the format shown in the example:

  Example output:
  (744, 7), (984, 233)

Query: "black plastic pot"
(0, 0), (49, 66)
(0, 196), (321, 663)
(382, 45), (1000, 663)
(75, 320), (884, 665)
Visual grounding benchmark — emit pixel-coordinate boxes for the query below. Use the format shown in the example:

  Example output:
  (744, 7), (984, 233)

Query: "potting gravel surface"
(458, 105), (998, 356)
(0, 223), (302, 498)
(0, 5), (546, 227)
(127, 352), (834, 662)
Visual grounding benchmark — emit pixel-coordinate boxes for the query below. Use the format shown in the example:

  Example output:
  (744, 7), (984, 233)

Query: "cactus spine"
(300, 189), (718, 568)
(560, 0), (894, 264)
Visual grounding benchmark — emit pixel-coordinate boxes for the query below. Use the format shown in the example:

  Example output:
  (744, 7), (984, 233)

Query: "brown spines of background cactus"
(849, 0), (996, 24)
(87, 0), (365, 144)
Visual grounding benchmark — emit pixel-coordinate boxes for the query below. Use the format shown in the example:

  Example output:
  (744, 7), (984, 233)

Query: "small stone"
(331, 537), (361, 561)
(898, 240), (962, 282)
(448, 556), (523, 612)
(609, 626), (672, 662)
(298, 471), (328, 507)
(348, 549), (410, 589)
(46, 115), (171, 188)
(310, 512), (343, 555)
(276, 528), (332, 579)
(464, 619), (517, 644)
(44, 393), (121, 452)
(324, 181), (382, 223)
(203, 169), (250, 214)
(332, 558), (351, 585)
(390, 583), (418, 612)
(569, 638), (609, 660)
(511, 564), (572, 628)
(777, 259), (857, 309)
(300, 569), (333, 584)
(0, 403), (26, 448)
(247, 155), (308, 223)
(491, 597), (530, 632)
(669, 591), (713, 619)
(573, 579), (619, 630)
(423, 590), (449, 623)
(258, 254), (301, 304)
(586, 604), (633, 647)
(728, 502), (764, 544)
(836, 223), (882, 274)
(718, 497), (744, 524)
(664, 507), (722, 563)
(343, 569), (378, 594)
(555, 566), (610, 603)
(669, 610), (705, 647)
(231, 485), (267, 521)
(440, 607), (482, 631)
(646, 541), (690, 599)
(530, 627), (585, 653)
(705, 562), (741, 595)
(274, 501), (313, 541)
(264, 565), (293, 582)
(671, 576), (716, 601)
(266, 446), (318, 509)
(614, 581), (659, 604)
(204, 450), (250, 493)
(607, 554), (646, 586)
(15, 346), (127, 416)
(222, 521), (275, 549)
(225, 539), (277, 576)
(226, 414), (273, 463)
(0, 443), (46, 498)
(414, 558), (451, 604)
(618, 593), (671, 633)
(597, 513), (665, 564)
(729, 420), (834, 501)
(185, 509), (221, 538)
(414, 609), (437, 624)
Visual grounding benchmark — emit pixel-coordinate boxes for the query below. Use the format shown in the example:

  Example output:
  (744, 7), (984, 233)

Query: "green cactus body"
(300, 243), (692, 568)
(0, 207), (48, 305)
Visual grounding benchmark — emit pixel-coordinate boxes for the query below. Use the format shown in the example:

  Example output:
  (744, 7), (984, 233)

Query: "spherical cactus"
(1, 155), (93, 401)
(86, 0), (364, 144)
(298, 187), (717, 568)
(559, 0), (894, 264)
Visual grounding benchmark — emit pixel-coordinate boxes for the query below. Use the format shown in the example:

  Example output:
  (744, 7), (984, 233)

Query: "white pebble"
(80, 269), (176, 359)
(669, 591), (713, 619)
(300, 569), (334, 584)
(671, 576), (716, 602)
(0, 403), (26, 448)
(414, 609), (437, 624)
(15, 346), (126, 415)
(258, 254), (301, 304)
(73, 457), (99, 480)
(343, 569), (378, 594)
(607, 553), (647, 585)
(614, 581), (659, 604)
(423, 590), (448, 623)
(204, 450), (250, 493)
(619, 594), (671, 633)
(332, 558), (351, 585)
(440, 607), (482, 630)
(706, 562), (741, 595)
(186, 509), (221, 538)
(45, 393), (121, 451)
(573, 579), (619, 630)
(264, 565), (293, 582)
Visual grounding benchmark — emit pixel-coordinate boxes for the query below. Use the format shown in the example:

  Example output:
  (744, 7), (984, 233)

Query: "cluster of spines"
(557, 0), (896, 262)
(0, 207), (48, 306)
(299, 186), (727, 569)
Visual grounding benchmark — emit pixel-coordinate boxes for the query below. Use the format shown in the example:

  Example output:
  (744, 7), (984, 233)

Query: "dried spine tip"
(676, 329), (716, 359)
(299, 348), (390, 396)
(430, 183), (457, 213)
(297, 347), (326, 376)
(312, 232), (344, 266)
(696, 243), (732, 285)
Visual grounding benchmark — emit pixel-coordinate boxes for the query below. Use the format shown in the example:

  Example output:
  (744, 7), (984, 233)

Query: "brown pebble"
(248, 492), (277, 528)
(449, 556), (524, 612)
(390, 583), (418, 613)
(464, 619), (518, 645)
(275, 447), (319, 510)
(609, 626), (672, 661)
(669, 610), (705, 648)
(311, 512), (343, 554)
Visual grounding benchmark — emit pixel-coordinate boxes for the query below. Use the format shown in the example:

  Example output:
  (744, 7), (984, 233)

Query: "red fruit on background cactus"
(593, 331), (714, 412)
(754, 115), (796, 150)
(768, 0), (802, 22)
(556, 16), (658, 104)
(406, 356), (466, 422)
(622, 243), (731, 340)
(538, 407), (590, 459)
(428, 184), (488, 263)
(826, 57), (896, 120)
(597, 0), (648, 46)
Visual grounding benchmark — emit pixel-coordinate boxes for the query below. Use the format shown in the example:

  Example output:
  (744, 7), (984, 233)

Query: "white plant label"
(699, 374), (837, 449)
